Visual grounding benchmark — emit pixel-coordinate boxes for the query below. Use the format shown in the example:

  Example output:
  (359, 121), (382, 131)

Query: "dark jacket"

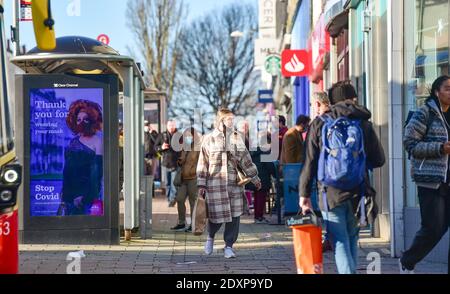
(247, 147), (276, 192)
(144, 130), (159, 159)
(280, 127), (305, 164)
(299, 101), (385, 211)
(404, 97), (449, 184)
(155, 130), (182, 169)
(62, 137), (103, 215)
(278, 126), (289, 160)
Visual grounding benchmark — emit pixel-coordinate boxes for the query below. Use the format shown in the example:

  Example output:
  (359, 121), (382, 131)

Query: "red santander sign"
(281, 50), (310, 77)
(97, 34), (110, 45)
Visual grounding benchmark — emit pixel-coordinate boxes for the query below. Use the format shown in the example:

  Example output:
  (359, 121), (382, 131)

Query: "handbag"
(227, 151), (252, 186)
(173, 167), (182, 187)
(192, 194), (208, 236)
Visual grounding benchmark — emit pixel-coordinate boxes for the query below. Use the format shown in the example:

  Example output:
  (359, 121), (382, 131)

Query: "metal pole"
(363, 2), (372, 110)
(122, 66), (135, 241)
(134, 75), (142, 228)
(12, 0), (20, 56)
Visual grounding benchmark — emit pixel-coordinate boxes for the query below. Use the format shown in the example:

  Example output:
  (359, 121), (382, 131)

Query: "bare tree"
(126, 0), (185, 102)
(171, 3), (259, 121)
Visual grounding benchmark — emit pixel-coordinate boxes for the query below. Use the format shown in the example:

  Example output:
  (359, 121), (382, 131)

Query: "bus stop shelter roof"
(10, 36), (146, 91)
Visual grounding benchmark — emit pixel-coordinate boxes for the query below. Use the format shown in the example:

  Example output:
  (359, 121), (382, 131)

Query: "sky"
(4, 0), (257, 57)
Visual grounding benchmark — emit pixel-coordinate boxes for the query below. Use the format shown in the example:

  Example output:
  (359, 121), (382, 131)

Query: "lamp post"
(230, 30), (245, 38)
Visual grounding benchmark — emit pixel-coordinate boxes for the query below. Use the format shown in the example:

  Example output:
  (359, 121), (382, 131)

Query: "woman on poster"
(59, 99), (103, 216)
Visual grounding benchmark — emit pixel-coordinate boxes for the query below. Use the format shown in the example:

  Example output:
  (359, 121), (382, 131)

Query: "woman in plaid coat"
(197, 108), (261, 259)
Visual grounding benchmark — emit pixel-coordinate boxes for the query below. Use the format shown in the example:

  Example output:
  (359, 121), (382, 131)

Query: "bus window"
(0, 7), (14, 156)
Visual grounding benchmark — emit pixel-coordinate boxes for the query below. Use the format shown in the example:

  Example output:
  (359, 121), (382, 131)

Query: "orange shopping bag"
(287, 213), (323, 274)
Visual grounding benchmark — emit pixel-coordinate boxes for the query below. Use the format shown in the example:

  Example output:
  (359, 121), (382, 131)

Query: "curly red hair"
(66, 99), (103, 136)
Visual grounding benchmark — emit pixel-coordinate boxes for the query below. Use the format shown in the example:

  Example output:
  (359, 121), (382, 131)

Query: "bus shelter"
(11, 36), (147, 244)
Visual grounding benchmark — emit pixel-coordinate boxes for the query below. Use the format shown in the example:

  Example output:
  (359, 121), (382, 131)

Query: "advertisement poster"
(30, 88), (104, 217)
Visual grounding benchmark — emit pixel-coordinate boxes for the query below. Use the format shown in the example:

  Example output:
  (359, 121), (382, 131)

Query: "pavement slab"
(18, 191), (447, 274)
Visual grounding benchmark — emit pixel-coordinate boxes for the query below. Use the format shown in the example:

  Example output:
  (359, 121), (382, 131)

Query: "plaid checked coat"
(197, 129), (260, 224)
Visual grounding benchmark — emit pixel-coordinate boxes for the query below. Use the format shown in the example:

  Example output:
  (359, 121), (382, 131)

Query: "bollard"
(124, 229), (132, 241)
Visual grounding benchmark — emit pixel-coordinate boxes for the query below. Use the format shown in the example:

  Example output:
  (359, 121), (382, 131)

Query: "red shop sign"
(308, 14), (330, 83)
(281, 50), (310, 77)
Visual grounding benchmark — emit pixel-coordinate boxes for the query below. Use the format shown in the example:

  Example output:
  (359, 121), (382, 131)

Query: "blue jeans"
(322, 199), (360, 274)
(166, 169), (177, 202)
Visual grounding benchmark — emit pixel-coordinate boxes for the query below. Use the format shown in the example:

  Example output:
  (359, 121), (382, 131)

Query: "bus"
(0, 0), (55, 274)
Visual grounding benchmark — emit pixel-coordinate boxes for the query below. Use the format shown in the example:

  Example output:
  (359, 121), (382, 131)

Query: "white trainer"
(204, 237), (214, 255)
(398, 259), (414, 274)
(224, 246), (236, 259)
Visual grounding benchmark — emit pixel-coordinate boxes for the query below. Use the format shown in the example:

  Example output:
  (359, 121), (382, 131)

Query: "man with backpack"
(299, 81), (385, 274)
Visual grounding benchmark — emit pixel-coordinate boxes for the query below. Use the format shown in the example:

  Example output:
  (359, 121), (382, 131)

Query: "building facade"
(272, 0), (448, 263)
(389, 0), (448, 263)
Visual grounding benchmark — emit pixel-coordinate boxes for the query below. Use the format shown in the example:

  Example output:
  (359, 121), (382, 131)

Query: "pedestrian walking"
(280, 115), (310, 165)
(311, 91), (333, 252)
(248, 132), (276, 224)
(402, 75), (450, 274)
(279, 115), (310, 217)
(277, 115), (289, 161)
(144, 121), (159, 176)
(312, 91), (331, 117)
(156, 120), (182, 207)
(299, 81), (385, 274)
(170, 127), (202, 232)
(271, 115), (289, 216)
(197, 108), (261, 259)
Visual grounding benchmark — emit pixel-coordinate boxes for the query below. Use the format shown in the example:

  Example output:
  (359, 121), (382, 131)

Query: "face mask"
(76, 120), (94, 136)
(144, 126), (149, 133)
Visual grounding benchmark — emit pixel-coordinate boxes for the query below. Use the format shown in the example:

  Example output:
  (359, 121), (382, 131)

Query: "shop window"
(336, 29), (350, 81)
(404, 0), (449, 207)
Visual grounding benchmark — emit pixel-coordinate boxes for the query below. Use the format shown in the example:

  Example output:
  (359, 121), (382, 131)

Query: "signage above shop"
(308, 14), (330, 84)
(255, 38), (279, 66)
(259, 0), (277, 29)
(259, 28), (277, 39)
(281, 50), (310, 77)
(265, 54), (281, 76)
(258, 90), (274, 104)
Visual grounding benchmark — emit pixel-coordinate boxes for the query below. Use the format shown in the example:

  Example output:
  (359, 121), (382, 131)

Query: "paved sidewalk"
(19, 192), (447, 274)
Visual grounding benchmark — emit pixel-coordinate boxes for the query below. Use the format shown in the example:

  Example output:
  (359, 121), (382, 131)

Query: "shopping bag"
(287, 212), (323, 274)
(192, 196), (207, 236)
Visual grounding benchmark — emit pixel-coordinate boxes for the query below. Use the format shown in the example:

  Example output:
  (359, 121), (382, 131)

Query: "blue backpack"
(318, 115), (366, 191)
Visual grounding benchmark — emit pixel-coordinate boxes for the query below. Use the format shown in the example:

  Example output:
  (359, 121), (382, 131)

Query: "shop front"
(324, 0), (350, 88)
(290, 0), (311, 120)
(390, 0), (449, 263)
(401, 0), (449, 262)
(308, 13), (330, 94)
